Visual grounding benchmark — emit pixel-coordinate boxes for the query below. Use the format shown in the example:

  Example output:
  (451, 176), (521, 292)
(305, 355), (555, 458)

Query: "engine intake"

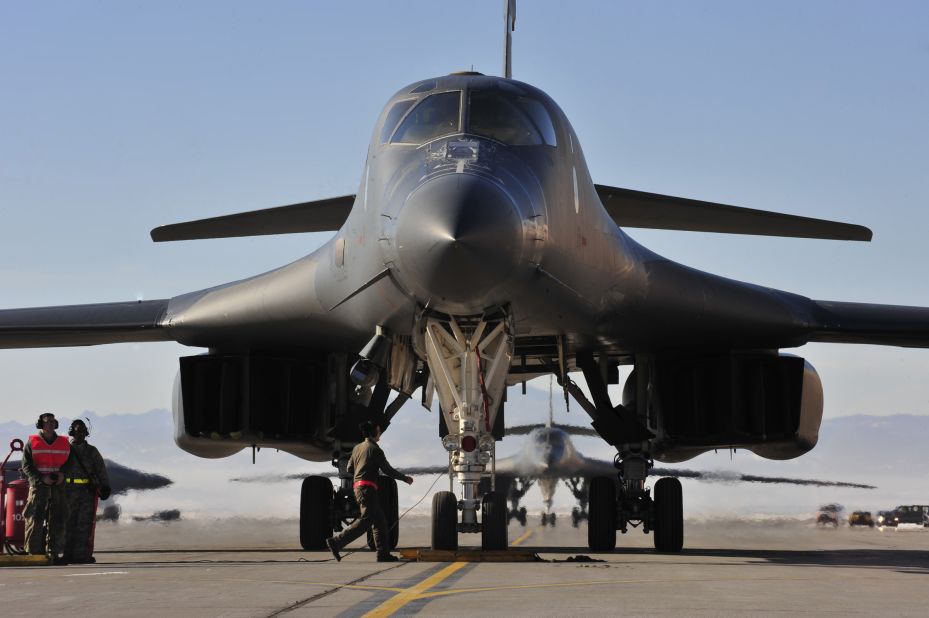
(642, 353), (823, 462)
(172, 352), (336, 461)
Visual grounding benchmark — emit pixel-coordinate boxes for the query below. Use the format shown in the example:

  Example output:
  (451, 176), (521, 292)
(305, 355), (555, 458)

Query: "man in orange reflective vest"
(326, 421), (413, 562)
(21, 412), (71, 563)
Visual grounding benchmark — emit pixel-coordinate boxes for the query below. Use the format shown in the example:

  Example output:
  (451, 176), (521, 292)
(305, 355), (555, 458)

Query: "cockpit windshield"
(390, 91), (461, 144)
(467, 90), (557, 146)
(380, 99), (416, 143)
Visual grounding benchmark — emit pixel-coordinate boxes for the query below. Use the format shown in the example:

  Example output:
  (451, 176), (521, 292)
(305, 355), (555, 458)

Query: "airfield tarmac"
(2, 515), (927, 617)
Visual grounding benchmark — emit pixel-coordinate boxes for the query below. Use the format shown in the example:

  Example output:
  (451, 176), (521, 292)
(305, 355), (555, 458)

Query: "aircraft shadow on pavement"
(91, 545), (929, 574)
(534, 546), (929, 574)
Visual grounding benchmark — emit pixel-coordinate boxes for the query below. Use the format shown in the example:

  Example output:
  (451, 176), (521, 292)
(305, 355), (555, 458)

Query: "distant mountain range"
(2, 410), (926, 517)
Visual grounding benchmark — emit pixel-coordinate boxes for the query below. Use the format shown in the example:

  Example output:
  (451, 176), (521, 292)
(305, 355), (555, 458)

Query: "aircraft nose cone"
(395, 174), (523, 306)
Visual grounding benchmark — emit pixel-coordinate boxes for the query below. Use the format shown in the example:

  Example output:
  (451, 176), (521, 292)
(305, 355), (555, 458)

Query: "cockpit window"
(468, 90), (557, 146)
(390, 91), (461, 144)
(380, 99), (416, 143)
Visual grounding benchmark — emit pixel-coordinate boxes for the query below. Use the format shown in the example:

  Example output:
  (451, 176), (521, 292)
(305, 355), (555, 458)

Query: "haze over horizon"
(3, 401), (925, 520)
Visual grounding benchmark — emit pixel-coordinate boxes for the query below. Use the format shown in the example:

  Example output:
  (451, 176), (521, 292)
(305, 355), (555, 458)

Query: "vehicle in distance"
(817, 503), (843, 527)
(848, 511), (874, 527)
(876, 510), (897, 527)
(893, 505), (929, 528)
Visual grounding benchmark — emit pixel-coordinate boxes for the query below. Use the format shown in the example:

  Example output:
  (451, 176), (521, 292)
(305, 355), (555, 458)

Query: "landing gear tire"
(571, 507), (580, 528)
(432, 491), (458, 551)
(588, 476), (616, 551)
(300, 476), (333, 550)
(481, 491), (508, 550)
(517, 507), (527, 526)
(367, 476), (400, 551)
(653, 477), (683, 553)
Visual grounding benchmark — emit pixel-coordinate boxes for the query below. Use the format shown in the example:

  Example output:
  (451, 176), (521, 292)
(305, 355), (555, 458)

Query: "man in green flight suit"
(62, 419), (111, 564)
(326, 421), (413, 562)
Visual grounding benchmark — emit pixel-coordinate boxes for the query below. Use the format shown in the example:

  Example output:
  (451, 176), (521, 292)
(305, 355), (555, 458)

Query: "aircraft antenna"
(503, 0), (516, 78)
(547, 374), (554, 428)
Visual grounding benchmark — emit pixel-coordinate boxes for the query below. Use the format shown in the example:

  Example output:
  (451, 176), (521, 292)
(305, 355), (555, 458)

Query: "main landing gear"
(298, 471), (400, 552)
(420, 311), (513, 551)
(567, 477), (589, 528)
(588, 451), (683, 553)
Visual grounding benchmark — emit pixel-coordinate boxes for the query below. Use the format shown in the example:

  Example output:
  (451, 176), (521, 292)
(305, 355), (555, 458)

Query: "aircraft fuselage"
(165, 73), (817, 357)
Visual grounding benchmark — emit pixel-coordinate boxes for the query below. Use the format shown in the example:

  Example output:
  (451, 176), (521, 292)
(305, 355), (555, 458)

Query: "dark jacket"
(347, 439), (405, 484)
(61, 441), (110, 490)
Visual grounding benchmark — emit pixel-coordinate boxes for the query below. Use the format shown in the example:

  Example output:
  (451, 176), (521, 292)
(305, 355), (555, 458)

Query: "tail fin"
(503, 0), (516, 78)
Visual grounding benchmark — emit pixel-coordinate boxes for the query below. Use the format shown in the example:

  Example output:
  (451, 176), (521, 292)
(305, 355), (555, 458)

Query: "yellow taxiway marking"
(362, 527), (539, 617)
(362, 561), (468, 618)
(510, 527), (536, 546)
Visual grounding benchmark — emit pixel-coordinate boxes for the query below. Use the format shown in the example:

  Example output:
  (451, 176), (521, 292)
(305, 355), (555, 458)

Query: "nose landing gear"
(420, 311), (513, 551)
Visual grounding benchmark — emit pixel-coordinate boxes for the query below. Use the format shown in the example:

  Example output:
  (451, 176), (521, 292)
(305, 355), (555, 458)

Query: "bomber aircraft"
(2, 2), (928, 553)
(486, 422), (875, 532)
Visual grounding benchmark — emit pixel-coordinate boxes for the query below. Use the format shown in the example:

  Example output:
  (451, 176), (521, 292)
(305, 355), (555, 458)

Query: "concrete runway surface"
(2, 515), (927, 617)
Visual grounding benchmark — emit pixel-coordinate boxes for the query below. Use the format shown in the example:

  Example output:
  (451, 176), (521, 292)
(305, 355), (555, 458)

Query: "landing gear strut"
(420, 311), (513, 550)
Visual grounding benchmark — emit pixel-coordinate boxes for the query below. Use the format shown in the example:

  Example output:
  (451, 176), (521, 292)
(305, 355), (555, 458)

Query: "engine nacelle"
(631, 352), (823, 463)
(172, 352), (349, 462)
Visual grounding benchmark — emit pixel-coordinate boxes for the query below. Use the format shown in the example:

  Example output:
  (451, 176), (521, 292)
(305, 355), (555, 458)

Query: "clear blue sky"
(1, 1), (928, 422)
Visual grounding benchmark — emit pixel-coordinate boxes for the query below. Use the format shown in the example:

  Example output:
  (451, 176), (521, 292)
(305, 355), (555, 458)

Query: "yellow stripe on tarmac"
(510, 527), (536, 546)
(362, 561), (468, 618)
(363, 527), (537, 616)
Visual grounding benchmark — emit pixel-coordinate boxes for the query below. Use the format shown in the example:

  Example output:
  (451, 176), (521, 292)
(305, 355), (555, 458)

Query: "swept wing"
(150, 194), (355, 242)
(596, 184), (872, 241)
(0, 300), (171, 349)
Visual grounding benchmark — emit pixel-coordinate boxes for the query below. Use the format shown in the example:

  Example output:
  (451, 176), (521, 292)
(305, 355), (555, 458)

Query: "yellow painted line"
(362, 526), (540, 616)
(362, 561), (468, 618)
(0, 555), (50, 567)
(510, 527), (535, 546)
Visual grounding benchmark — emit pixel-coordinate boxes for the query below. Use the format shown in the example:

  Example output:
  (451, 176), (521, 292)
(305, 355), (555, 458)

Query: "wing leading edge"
(0, 300), (171, 349)
(150, 194), (355, 242)
(595, 184), (872, 241)
(809, 300), (929, 348)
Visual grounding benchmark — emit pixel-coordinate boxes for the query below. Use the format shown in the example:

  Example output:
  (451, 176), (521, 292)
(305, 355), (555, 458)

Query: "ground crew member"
(326, 421), (413, 562)
(21, 412), (71, 563)
(62, 419), (111, 564)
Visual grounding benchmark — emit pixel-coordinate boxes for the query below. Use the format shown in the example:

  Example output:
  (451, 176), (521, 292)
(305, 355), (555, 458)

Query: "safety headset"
(68, 419), (89, 437)
(359, 420), (380, 439)
(36, 413), (59, 430)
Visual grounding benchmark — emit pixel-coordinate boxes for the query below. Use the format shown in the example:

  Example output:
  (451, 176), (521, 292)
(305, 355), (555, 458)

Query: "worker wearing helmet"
(21, 412), (71, 564)
(62, 419), (111, 564)
(326, 421), (413, 562)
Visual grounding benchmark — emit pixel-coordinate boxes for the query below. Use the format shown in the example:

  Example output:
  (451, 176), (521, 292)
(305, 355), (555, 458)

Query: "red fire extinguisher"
(1, 438), (26, 554)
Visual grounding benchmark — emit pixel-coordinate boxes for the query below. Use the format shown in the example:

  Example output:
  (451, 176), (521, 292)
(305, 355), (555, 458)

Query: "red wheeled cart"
(1, 439), (27, 554)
